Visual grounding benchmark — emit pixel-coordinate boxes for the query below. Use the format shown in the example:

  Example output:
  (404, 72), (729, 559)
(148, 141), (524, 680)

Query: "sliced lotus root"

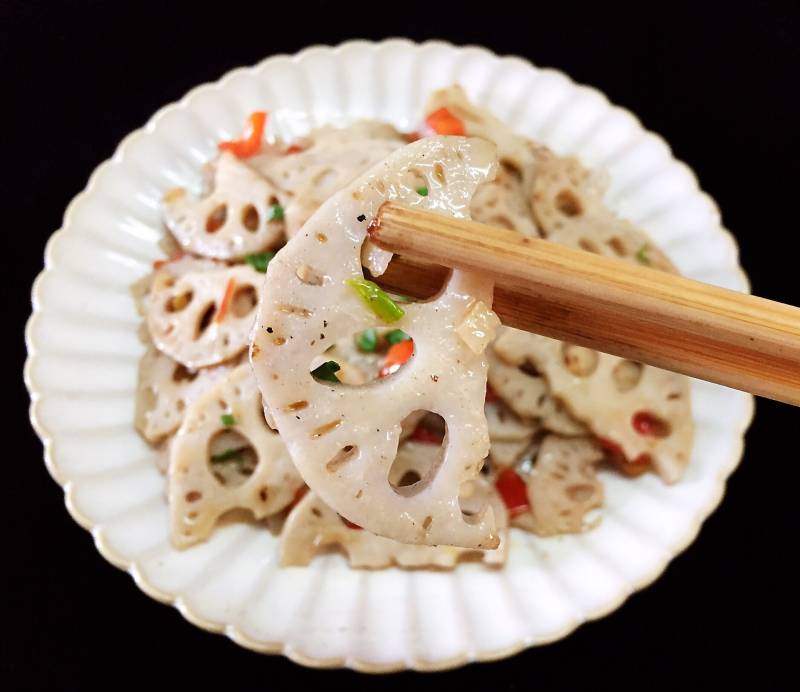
(471, 162), (539, 237)
(255, 125), (402, 237)
(530, 150), (675, 272)
(281, 441), (508, 567)
(494, 329), (694, 482)
(162, 152), (286, 260)
(489, 438), (534, 468)
(512, 435), (603, 536)
(251, 136), (502, 549)
(147, 262), (262, 369)
(134, 343), (240, 443)
(168, 364), (303, 548)
(424, 85), (539, 183)
(487, 347), (587, 436)
(485, 400), (539, 442)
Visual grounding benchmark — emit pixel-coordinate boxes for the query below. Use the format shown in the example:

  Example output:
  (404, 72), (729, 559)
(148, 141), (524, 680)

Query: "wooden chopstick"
(370, 202), (800, 406)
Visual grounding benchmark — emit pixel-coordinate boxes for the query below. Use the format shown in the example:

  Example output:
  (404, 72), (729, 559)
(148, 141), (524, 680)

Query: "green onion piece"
(311, 361), (341, 382)
(220, 413), (236, 426)
(416, 186), (428, 196)
(356, 328), (378, 352)
(269, 204), (284, 221)
(245, 251), (275, 273)
(386, 329), (411, 345)
(635, 244), (651, 265)
(345, 277), (405, 323)
(211, 448), (244, 463)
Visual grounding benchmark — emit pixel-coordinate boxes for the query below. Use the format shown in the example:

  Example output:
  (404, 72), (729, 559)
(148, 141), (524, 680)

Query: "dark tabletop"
(4, 1), (798, 689)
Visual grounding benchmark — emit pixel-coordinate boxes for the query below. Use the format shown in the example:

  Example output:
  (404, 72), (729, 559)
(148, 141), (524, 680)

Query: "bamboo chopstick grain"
(370, 203), (800, 406)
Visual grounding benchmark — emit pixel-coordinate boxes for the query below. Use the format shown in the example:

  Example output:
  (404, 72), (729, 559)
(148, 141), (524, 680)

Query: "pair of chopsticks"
(370, 203), (800, 406)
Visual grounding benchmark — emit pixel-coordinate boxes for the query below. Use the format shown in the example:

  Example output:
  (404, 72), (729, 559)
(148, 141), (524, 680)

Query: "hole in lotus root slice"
(388, 416), (446, 497)
(471, 163), (540, 237)
(486, 346), (586, 437)
(134, 343), (242, 443)
(252, 136), (501, 549)
(279, 482), (509, 569)
(561, 343), (599, 377)
(147, 263), (263, 368)
(493, 328), (694, 483)
(168, 364), (304, 548)
(161, 151), (286, 260)
(511, 435), (603, 536)
(612, 360), (644, 392)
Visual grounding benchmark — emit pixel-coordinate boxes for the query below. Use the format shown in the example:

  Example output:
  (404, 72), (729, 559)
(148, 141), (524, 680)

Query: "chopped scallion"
(345, 277), (405, 323)
(635, 244), (651, 266)
(416, 186), (428, 196)
(386, 329), (411, 345)
(269, 204), (284, 221)
(220, 414), (236, 426)
(245, 251), (275, 273)
(356, 328), (378, 352)
(311, 361), (341, 383)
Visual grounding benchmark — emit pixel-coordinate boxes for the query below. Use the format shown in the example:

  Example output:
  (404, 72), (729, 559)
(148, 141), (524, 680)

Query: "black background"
(3, 1), (798, 689)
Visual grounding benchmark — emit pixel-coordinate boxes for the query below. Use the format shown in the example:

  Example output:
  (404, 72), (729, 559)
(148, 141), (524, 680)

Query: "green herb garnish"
(220, 413), (236, 426)
(386, 329), (411, 345)
(635, 244), (651, 266)
(345, 277), (405, 323)
(245, 251), (275, 273)
(311, 361), (341, 382)
(268, 204), (284, 221)
(356, 328), (378, 352)
(211, 447), (244, 463)
(416, 186), (428, 196)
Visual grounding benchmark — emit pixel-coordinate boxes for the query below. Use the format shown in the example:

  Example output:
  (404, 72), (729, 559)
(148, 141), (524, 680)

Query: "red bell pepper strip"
(218, 111), (267, 159)
(214, 278), (236, 323)
(425, 107), (465, 136)
(379, 338), (414, 378)
(495, 467), (530, 518)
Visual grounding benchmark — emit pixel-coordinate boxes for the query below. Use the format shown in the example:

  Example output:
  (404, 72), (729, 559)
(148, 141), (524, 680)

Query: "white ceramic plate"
(25, 39), (754, 672)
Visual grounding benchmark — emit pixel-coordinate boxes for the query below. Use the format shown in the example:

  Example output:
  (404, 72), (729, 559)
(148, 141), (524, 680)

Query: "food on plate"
(134, 84), (694, 568)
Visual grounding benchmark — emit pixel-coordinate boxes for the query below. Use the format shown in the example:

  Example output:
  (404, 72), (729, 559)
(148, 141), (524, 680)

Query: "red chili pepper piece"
(631, 411), (670, 437)
(410, 425), (444, 445)
(153, 249), (185, 270)
(404, 131), (423, 143)
(288, 485), (308, 510)
(379, 338), (414, 378)
(340, 516), (363, 530)
(495, 467), (530, 518)
(285, 144), (305, 155)
(218, 111), (267, 159)
(597, 437), (652, 478)
(425, 107), (465, 136)
(214, 278), (236, 323)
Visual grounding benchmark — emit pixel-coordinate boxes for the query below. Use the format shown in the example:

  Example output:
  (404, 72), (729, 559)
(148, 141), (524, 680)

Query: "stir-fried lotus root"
(168, 364), (303, 548)
(494, 329), (693, 482)
(471, 163), (539, 237)
(162, 152), (286, 260)
(281, 441), (508, 568)
(529, 149), (675, 271)
(252, 136), (503, 549)
(254, 125), (403, 237)
(135, 344), (240, 442)
(147, 262), (262, 368)
(425, 86), (539, 190)
(487, 347), (587, 436)
(513, 435), (603, 536)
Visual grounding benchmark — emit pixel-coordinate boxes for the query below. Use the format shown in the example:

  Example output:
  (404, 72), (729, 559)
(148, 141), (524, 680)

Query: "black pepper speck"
(357, 214), (366, 222)
(266, 327), (273, 333)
